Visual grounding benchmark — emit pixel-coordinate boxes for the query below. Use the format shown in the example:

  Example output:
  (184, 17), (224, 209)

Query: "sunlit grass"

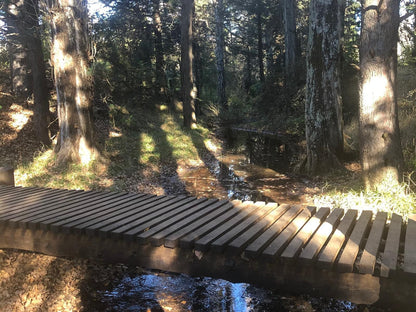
(314, 181), (416, 218)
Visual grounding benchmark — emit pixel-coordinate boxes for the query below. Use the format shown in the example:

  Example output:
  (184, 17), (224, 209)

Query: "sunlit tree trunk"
(48, 0), (96, 164)
(283, 0), (297, 85)
(181, 0), (196, 128)
(360, 0), (404, 189)
(153, 0), (167, 95)
(215, 0), (226, 114)
(5, 0), (32, 97)
(23, 0), (50, 145)
(305, 0), (345, 174)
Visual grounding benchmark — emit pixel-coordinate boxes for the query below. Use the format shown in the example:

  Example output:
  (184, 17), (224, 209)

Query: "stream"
(85, 131), (372, 311)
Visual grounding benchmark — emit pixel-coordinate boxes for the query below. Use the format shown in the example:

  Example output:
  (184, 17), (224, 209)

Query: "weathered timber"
(380, 214), (402, 277)
(404, 214), (416, 275)
(0, 167), (14, 186)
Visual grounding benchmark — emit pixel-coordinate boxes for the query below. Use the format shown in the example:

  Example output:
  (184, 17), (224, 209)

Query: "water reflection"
(93, 271), (358, 312)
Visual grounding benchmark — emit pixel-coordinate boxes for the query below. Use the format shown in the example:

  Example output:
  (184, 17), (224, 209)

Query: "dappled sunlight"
(361, 73), (392, 116)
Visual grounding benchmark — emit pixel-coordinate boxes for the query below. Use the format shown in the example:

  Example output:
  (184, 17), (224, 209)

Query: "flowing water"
(84, 131), (366, 311)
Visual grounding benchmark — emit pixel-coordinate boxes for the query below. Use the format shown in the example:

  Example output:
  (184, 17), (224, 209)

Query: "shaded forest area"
(1, 0), (416, 211)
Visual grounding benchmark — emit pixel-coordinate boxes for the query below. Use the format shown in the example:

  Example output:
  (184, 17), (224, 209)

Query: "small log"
(0, 167), (15, 186)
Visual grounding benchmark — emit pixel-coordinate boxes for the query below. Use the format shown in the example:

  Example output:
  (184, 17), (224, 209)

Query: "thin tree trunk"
(256, 8), (265, 83)
(283, 0), (297, 85)
(360, 0), (404, 189)
(215, 0), (226, 114)
(23, 0), (50, 145)
(181, 0), (196, 128)
(48, 0), (96, 164)
(153, 0), (167, 95)
(305, 0), (345, 174)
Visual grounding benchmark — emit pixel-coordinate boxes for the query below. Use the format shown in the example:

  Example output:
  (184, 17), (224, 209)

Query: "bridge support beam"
(0, 167), (14, 186)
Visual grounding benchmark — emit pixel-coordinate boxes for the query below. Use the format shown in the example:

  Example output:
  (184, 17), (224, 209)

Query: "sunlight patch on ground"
(109, 130), (122, 138)
(7, 103), (32, 133)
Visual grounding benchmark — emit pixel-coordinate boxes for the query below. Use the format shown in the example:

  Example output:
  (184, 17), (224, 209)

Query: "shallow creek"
(88, 133), (372, 311)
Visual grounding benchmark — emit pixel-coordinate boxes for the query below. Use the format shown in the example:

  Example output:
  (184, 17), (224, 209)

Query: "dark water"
(83, 131), (367, 311)
(86, 270), (358, 312)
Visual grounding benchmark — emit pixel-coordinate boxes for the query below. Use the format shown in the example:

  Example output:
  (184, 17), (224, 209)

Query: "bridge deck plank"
(380, 213), (402, 277)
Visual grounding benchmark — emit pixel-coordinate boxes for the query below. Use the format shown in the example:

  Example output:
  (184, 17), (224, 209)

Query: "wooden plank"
(0, 186), (46, 201)
(71, 194), (158, 233)
(33, 192), (134, 230)
(337, 210), (373, 273)
(5, 190), (104, 224)
(380, 213), (402, 277)
(50, 194), (178, 231)
(89, 196), (181, 235)
(138, 199), (219, 245)
(99, 196), (193, 237)
(227, 204), (290, 253)
(59, 193), (152, 231)
(10, 191), (117, 229)
(281, 207), (330, 261)
(245, 205), (303, 258)
(317, 209), (358, 269)
(178, 201), (245, 249)
(299, 208), (344, 262)
(0, 187), (63, 205)
(358, 211), (388, 275)
(262, 206), (316, 259)
(210, 202), (277, 252)
(163, 200), (232, 248)
(139, 199), (218, 246)
(404, 214), (416, 275)
(193, 201), (258, 251)
(119, 197), (202, 238)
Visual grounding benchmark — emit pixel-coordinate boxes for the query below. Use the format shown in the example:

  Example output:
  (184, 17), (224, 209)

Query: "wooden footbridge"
(1, 183), (416, 307)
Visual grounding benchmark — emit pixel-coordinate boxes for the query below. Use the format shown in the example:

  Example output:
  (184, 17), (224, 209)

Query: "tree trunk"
(360, 0), (404, 189)
(305, 0), (345, 174)
(243, 47), (252, 93)
(153, 0), (167, 95)
(283, 0), (297, 85)
(23, 0), (50, 145)
(256, 8), (265, 83)
(5, 0), (33, 98)
(181, 0), (196, 129)
(215, 0), (227, 114)
(48, 0), (96, 165)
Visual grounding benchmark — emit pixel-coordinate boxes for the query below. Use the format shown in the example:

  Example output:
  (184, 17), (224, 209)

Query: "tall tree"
(305, 0), (345, 174)
(181, 0), (196, 128)
(283, 0), (297, 84)
(360, 0), (404, 189)
(22, 0), (50, 145)
(48, 0), (96, 164)
(153, 0), (167, 95)
(256, 2), (265, 83)
(4, 0), (32, 97)
(215, 0), (226, 114)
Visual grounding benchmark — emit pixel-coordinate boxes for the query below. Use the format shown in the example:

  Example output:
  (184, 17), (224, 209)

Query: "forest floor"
(0, 91), (395, 311)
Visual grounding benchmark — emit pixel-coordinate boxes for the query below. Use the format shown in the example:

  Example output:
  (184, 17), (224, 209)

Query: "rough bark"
(256, 7), (265, 83)
(48, 0), (96, 165)
(181, 0), (196, 129)
(4, 0), (33, 97)
(283, 0), (297, 85)
(305, 0), (345, 174)
(153, 0), (167, 95)
(22, 0), (50, 145)
(215, 0), (227, 114)
(360, 0), (404, 189)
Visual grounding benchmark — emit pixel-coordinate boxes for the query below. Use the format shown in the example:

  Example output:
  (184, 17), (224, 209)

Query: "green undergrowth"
(314, 178), (416, 219)
(15, 102), (219, 192)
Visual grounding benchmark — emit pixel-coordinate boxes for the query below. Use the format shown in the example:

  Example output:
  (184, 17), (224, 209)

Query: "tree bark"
(153, 0), (167, 95)
(360, 0), (404, 189)
(48, 0), (96, 165)
(181, 0), (196, 129)
(4, 0), (33, 97)
(22, 0), (50, 145)
(283, 0), (297, 85)
(215, 0), (227, 114)
(305, 0), (345, 174)
(256, 7), (265, 83)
